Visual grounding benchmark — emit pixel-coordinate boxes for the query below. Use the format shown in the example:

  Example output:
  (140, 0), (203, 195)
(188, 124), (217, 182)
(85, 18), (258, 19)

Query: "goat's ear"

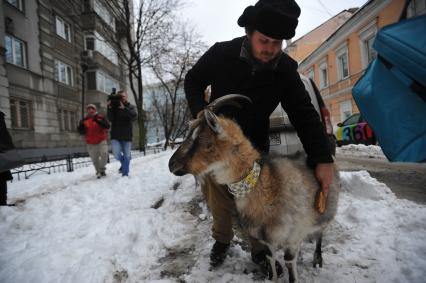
(204, 110), (223, 135)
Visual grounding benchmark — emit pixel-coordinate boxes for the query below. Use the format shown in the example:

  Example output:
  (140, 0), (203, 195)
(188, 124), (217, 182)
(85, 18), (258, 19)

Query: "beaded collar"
(228, 161), (262, 198)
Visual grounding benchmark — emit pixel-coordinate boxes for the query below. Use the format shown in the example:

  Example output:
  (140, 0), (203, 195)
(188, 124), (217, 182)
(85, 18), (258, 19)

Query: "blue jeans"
(111, 140), (132, 176)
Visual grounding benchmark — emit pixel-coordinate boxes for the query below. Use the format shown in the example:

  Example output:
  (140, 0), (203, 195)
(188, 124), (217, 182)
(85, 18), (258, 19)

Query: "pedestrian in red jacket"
(78, 104), (110, 179)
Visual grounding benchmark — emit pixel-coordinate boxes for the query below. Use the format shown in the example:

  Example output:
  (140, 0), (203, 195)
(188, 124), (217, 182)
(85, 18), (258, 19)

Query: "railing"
(10, 146), (166, 181)
(11, 154), (93, 181)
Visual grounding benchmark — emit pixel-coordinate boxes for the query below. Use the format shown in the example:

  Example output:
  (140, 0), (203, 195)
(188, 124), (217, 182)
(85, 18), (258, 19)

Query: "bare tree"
(98, 0), (182, 152)
(148, 26), (206, 150)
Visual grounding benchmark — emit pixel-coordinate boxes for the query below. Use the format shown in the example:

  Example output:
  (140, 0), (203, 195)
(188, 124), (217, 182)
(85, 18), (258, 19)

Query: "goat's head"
(168, 94), (253, 179)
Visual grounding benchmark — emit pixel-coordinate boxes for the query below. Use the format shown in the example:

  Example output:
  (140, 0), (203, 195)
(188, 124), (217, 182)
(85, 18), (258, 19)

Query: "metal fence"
(11, 146), (165, 181)
(11, 154), (93, 181)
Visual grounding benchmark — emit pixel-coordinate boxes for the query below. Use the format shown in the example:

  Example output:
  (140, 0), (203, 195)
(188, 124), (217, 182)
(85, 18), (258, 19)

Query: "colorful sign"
(336, 122), (374, 144)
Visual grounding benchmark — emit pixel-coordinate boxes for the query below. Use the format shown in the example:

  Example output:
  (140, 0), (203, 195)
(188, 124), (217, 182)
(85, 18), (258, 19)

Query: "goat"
(169, 94), (340, 282)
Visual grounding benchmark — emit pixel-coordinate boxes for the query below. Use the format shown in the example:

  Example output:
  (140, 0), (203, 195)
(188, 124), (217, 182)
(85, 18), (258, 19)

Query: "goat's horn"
(206, 94), (252, 113)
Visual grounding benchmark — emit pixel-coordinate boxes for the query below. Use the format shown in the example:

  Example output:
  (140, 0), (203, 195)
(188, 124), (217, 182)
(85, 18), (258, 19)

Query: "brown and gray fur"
(169, 110), (340, 283)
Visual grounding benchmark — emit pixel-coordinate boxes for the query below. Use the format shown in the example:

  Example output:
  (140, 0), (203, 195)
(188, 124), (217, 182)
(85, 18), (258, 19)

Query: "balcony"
(80, 50), (120, 78)
(81, 11), (119, 37)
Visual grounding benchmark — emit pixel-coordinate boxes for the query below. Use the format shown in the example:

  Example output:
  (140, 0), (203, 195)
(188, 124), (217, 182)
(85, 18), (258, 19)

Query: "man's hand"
(314, 163), (334, 214)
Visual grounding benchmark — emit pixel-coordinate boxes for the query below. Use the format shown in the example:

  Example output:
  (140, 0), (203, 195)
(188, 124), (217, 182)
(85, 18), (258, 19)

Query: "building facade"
(285, 8), (357, 63)
(0, 0), (131, 158)
(298, 0), (425, 127)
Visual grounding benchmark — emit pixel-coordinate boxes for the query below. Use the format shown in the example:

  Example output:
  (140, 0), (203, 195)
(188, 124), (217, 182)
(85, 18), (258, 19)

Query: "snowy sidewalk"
(1, 151), (425, 283)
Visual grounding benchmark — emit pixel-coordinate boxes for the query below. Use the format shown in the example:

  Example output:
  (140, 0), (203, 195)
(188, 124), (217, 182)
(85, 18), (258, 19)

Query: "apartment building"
(0, 0), (131, 157)
(298, 0), (425, 127)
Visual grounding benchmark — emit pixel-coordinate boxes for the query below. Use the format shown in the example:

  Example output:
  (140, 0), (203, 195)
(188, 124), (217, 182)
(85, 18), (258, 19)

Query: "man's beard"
(259, 51), (276, 62)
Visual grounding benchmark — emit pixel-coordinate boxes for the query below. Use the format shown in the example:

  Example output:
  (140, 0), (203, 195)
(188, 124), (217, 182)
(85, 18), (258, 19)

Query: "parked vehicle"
(269, 74), (336, 156)
(335, 113), (375, 147)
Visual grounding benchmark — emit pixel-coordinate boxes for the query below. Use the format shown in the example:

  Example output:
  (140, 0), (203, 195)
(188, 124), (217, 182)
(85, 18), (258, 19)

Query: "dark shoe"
(252, 249), (284, 280)
(210, 241), (230, 268)
(118, 166), (122, 173)
(96, 172), (101, 179)
(101, 172), (106, 177)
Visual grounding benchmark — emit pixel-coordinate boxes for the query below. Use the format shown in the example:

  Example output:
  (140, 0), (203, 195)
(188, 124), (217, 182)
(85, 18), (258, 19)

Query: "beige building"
(285, 8), (357, 63)
(0, 0), (131, 158)
(298, 0), (425, 127)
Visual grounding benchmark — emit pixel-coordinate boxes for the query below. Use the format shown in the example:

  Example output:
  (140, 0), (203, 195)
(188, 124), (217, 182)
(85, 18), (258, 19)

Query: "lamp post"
(80, 61), (89, 120)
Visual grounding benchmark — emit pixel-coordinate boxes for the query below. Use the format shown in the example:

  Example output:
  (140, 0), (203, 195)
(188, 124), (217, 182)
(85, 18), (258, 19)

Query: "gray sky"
(181, 0), (369, 47)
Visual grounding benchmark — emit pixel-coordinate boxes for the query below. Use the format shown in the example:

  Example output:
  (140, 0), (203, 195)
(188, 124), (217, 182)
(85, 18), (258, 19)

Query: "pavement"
(336, 155), (426, 205)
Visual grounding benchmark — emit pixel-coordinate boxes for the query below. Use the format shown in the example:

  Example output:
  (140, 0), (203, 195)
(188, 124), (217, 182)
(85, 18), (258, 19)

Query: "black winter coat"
(0, 111), (14, 180)
(107, 103), (137, 141)
(184, 36), (333, 165)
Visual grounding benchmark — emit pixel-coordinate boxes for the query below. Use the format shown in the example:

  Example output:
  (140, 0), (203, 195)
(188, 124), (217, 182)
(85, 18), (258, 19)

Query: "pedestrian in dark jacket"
(0, 111), (15, 206)
(78, 104), (110, 179)
(107, 90), (137, 177)
(184, 0), (335, 278)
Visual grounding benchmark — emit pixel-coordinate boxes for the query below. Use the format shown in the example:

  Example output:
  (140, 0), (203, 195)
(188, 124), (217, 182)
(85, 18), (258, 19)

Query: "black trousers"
(0, 171), (12, 205)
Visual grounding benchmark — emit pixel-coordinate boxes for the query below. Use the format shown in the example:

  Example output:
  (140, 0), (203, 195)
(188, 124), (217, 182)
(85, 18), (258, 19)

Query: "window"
(54, 60), (73, 86)
(340, 100), (353, 121)
(96, 71), (118, 93)
(342, 113), (360, 126)
(6, 0), (23, 11)
(94, 0), (115, 31)
(365, 36), (377, 64)
(336, 45), (349, 80)
(319, 59), (328, 89)
(10, 98), (32, 129)
(5, 35), (26, 67)
(407, 0), (426, 18)
(59, 109), (77, 131)
(359, 22), (378, 69)
(55, 16), (71, 42)
(85, 32), (118, 64)
(85, 36), (95, 50)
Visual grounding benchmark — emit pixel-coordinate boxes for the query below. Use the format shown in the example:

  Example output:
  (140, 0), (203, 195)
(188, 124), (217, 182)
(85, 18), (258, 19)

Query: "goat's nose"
(168, 158), (186, 176)
(168, 158), (176, 172)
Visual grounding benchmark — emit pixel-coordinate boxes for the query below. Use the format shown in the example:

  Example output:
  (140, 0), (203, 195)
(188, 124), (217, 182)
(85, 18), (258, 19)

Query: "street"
(337, 154), (426, 204)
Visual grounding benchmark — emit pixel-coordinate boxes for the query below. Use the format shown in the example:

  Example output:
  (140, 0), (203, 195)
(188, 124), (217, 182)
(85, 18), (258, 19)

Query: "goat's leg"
(284, 248), (299, 283)
(313, 233), (323, 268)
(265, 246), (278, 282)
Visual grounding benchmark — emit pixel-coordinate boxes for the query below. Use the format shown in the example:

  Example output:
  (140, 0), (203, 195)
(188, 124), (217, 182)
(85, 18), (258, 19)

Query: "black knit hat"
(238, 0), (301, 40)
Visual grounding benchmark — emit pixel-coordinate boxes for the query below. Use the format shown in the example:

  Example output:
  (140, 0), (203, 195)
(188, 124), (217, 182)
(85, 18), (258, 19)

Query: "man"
(0, 111), (16, 206)
(78, 104), (110, 179)
(184, 0), (335, 278)
(107, 90), (137, 177)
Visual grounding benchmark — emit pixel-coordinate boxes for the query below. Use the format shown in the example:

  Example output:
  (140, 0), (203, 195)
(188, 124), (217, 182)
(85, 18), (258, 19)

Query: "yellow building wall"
(348, 33), (363, 76)
(378, 0), (405, 27)
(328, 51), (337, 86)
(305, 0), (405, 126)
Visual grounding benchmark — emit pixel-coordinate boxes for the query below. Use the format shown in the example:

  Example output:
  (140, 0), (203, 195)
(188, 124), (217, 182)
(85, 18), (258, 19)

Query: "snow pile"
(1, 153), (425, 283)
(337, 144), (386, 159)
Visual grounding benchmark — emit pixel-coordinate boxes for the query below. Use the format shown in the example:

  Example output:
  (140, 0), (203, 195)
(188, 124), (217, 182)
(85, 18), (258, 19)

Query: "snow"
(1, 152), (425, 283)
(337, 144), (386, 159)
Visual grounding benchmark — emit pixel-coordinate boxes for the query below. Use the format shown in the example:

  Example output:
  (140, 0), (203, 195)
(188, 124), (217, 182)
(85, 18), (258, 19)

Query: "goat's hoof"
(313, 252), (323, 268)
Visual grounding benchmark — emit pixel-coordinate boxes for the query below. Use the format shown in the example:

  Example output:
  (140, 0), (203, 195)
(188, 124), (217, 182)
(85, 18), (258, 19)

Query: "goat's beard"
(200, 161), (237, 185)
